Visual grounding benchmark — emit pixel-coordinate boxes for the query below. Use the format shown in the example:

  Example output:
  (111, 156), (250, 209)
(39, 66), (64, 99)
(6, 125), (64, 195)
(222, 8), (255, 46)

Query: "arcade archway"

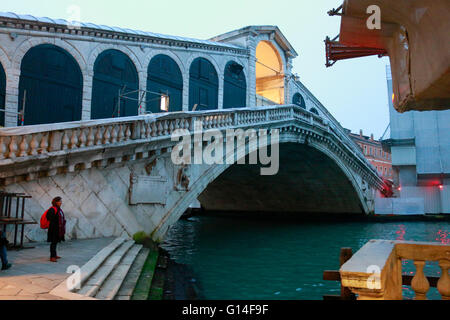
(255, 41), (284, 105)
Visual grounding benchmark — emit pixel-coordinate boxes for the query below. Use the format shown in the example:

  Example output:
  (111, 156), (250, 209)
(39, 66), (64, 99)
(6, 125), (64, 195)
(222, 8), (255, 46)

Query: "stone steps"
(95, 244), (143, 300)
(114, 248), (150, 300)
(74, 237), (144, 300)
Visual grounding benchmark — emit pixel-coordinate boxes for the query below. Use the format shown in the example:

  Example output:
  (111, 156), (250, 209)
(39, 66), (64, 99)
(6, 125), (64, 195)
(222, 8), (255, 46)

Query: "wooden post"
(339, 248), (356, 300)
(323, 247), (356, 300)
(13, 196), (19, 247)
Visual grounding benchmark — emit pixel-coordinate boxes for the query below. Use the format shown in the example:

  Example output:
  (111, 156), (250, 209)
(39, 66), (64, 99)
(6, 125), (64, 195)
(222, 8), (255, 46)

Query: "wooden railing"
(340, 240), (450, 300)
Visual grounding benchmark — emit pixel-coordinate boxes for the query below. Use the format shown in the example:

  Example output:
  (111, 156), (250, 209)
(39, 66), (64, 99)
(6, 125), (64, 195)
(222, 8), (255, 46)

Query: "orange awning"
(325, 37), (387, 67)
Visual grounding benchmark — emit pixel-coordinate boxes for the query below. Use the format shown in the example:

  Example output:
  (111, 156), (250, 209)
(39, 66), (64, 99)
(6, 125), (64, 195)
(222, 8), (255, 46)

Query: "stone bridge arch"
(151, 130), (371, 241)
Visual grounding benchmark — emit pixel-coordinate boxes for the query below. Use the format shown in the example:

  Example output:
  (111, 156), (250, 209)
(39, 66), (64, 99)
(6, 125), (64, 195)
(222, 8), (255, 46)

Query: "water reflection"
(396, 224), (406, 241)
(161, 216), (450, 300)
(436, 230), (450, 244)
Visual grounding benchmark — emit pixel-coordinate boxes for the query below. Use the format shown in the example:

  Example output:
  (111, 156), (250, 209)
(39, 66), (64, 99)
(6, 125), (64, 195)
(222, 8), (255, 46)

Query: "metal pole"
(138, 90), (146, 114)
(13, 196), (19, 248)
(21, 90), (27, 126)
(20, 197), (26, 248)
(117, 88), (121, 118)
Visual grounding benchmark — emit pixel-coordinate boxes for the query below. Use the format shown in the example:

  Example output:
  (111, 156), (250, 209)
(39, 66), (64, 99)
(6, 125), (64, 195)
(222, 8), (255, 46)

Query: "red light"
(439, 185), (444, 190)
(397, 186), (402, 191)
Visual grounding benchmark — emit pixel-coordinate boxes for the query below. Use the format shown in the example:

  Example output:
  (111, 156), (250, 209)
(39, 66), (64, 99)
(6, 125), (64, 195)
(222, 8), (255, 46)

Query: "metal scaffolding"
(114, 86), (169, 117)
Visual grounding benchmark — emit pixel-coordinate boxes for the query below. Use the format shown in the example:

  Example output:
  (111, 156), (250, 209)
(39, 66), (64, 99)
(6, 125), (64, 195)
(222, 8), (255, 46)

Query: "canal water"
(160, 214), (450, 300)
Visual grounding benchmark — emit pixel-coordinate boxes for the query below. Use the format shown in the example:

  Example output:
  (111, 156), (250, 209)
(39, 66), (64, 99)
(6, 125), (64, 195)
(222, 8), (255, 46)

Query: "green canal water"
(160, 215), (450, 300)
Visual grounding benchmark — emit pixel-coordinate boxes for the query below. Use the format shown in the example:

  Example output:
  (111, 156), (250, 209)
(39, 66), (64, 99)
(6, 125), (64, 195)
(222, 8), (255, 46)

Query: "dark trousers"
(50, 242), (58, 258)
(0, 244), (8, 267)
(0, 233), (8, 267)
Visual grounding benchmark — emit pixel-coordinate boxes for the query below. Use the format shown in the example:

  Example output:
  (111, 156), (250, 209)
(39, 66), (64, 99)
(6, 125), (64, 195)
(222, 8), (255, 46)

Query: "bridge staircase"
(53, 237), (150, 300)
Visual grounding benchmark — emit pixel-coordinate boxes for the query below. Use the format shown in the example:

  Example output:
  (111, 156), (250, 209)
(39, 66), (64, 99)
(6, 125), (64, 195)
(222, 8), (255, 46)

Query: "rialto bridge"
(0, 12), (388, 242)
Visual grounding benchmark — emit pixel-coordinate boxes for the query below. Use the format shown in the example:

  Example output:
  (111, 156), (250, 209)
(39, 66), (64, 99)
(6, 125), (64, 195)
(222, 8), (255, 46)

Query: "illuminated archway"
(255, 41), (284, 105)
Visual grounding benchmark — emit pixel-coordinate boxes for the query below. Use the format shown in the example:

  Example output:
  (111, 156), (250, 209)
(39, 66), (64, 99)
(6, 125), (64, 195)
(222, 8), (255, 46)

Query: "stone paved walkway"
(0, 238), (114, 300)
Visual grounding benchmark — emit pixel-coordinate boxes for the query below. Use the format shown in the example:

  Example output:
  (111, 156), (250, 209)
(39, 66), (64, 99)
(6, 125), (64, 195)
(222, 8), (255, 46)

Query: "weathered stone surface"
(94, 244), (142, 300)
(130, 175), (168, 205)
(114, 248), (150, 300)
(0, 285), (22, 296)
(0, 238), (113, 300)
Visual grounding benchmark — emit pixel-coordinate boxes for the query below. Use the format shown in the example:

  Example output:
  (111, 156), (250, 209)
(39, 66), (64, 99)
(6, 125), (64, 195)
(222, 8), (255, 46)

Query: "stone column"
(138, 70), (147, 114)
(285, 56), (294, 105)
(247, 36), (257, 108)
(4, 67), (20, 127)
(217, 73), (224, 110)
(182, 70), (189, 112)
(81, 69), (92, 120)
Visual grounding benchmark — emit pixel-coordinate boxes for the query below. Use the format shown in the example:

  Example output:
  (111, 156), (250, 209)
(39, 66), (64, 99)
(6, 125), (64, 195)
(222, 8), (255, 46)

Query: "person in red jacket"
(47, 197), (66, 262)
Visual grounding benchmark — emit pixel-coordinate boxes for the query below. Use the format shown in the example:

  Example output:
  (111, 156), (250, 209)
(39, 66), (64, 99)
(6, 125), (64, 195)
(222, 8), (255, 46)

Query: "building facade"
(347, 129), (393, 181)
(0, 13), (334, 129)
(383, 66), (450, 214)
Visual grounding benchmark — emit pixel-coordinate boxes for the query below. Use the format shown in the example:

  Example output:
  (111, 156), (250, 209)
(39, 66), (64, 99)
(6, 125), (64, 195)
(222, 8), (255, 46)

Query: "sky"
(1, 0), (391, 138)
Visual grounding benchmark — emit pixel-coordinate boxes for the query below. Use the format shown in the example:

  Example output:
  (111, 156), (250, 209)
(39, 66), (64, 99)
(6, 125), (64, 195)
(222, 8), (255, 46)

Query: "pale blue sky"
(2, 0), (391, 138)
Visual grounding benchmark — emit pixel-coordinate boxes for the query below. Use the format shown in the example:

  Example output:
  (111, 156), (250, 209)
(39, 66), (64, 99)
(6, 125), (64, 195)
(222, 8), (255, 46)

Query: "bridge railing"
(340, 240), (450, 300)
(0, 105), (324, 160)
(0, 105), (377, 184)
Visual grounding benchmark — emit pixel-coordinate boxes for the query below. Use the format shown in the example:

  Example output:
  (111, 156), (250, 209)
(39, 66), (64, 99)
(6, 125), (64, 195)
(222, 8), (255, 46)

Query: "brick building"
(347, 129), (393, 181)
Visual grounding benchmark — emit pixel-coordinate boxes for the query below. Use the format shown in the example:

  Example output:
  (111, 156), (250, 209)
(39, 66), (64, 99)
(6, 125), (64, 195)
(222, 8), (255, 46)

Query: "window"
(310, 108), (319, 116)
(364, 146), (367, 155)
(384, 167), (387, 175)
(160, 95), (169, 112)
(292, 93), (306, 109)
(224, 61), (246, 109)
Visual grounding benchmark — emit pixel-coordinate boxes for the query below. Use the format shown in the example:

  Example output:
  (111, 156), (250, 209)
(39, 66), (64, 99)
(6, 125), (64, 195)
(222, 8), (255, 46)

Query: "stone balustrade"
(0, 105), (383, 190)
(0, 105), (329, 161)
(340, 240), (450, 300)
